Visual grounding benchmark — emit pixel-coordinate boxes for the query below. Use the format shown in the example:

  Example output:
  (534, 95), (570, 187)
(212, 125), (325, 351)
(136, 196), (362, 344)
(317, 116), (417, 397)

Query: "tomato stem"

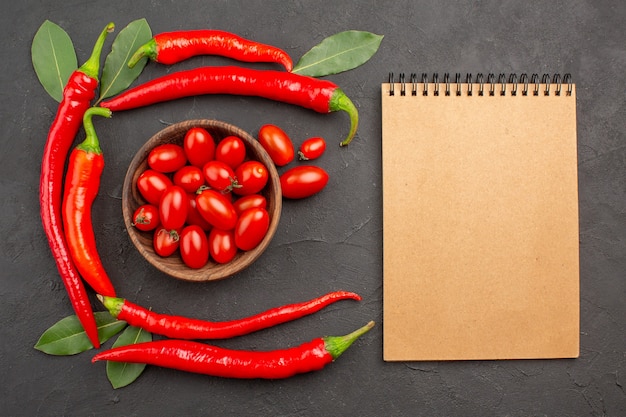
(158, 228), (180, 242)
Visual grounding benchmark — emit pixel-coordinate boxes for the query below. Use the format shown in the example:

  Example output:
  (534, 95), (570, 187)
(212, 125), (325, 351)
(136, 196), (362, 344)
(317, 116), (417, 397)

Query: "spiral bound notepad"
(382, 73), (579, 361)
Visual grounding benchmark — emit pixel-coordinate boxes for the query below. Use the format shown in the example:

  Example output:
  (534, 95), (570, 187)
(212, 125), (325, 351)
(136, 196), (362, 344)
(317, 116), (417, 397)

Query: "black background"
(2, 1), (625, 416)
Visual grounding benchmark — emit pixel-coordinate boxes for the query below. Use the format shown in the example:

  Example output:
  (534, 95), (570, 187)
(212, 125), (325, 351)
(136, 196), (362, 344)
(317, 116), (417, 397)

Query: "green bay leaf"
(98, 18), (152, 101)
(34, 311), (127, 356)
(292, 30), (383, 77)
(106, 325), (152, 389)
(31, 20), (78, 102)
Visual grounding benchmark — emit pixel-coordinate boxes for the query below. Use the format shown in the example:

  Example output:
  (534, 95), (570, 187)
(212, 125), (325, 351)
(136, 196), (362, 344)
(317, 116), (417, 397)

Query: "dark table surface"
(2, 1), (625, 416)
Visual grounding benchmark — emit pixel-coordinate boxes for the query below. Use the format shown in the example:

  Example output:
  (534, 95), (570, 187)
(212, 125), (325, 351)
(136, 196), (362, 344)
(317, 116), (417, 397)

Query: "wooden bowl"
(122, 119), (282, 282)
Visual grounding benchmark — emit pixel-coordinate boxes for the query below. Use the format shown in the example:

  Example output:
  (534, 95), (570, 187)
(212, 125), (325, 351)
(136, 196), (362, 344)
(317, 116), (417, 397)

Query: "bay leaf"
(98, 18), (152, 101)
(31, 20), (78, 102)
(292, 30), (383, 77)
(106, 325), (152, 389)
(34, 311), (127, 356)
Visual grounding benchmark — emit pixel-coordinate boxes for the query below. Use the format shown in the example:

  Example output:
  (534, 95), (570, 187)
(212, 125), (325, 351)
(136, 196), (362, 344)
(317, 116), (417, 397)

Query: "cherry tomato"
(232, 194), (267, 215)
(186, 193), (212, 231)
(195, 189), (238, 230)
(208, 228), (238, 264)
(173, 165), (205, 193)
(159, 186), (189, 230)
(258, 124), (295, 166)
(153, 227), (180, 257)
(137, 169), (173, 205)
(234, 207), (270, 251)
(179, 225), (209, 269)
(132, 204), (160, 232)
(148, 143), (187, 173)
(202, 160), (239, 193)
(233, 161), (269, 196)
(215, 135), (246, 169)
(298, 137), (326, 160)
(184, 127), (215, 167)
(280, 165), (329, 199)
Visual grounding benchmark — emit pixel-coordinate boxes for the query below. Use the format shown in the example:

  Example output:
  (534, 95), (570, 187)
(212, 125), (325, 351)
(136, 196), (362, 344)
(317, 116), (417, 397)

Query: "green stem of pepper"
(329, 88), (359, 146)
(128, 38), (157, 68)
(76, 107), (112, 154)
(324, 320), (374, 360)
(97, 294), (123, 317)
(79, 22), (115, 80)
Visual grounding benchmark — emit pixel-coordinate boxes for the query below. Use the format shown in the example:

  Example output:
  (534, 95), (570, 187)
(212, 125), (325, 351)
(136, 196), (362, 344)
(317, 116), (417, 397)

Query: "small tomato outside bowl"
(122, 119), (282, 282)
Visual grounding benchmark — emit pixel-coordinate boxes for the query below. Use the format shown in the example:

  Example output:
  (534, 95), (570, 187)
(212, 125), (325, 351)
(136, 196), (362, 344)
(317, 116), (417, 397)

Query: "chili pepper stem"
(128, 38), (156, 68)
(330, 88), (359, 146)
(80, 22), (115, 79)
(77, 107), (112, 154)
(324, 321), (375, 360)
(97, 294), (123, 318)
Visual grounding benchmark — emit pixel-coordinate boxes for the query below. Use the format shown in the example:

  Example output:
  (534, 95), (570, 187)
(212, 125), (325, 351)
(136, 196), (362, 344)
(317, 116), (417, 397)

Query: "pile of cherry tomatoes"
(133, 126), (273, 268)
(133, 124), (329, 269)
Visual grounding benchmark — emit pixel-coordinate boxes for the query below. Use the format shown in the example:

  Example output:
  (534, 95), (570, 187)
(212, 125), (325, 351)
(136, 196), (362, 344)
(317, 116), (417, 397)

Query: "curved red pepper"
(92, 321), (374, 379)
(39, 22), (114, 348)
(128, 29), (292, 71)
(99, 66), (359, 146)
(98, 290), (361, 339)
(62, 107), (115, 297)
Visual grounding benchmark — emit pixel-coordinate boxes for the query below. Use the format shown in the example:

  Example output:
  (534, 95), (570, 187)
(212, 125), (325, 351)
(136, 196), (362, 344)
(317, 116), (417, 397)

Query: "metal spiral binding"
(387, 72), (573, 97)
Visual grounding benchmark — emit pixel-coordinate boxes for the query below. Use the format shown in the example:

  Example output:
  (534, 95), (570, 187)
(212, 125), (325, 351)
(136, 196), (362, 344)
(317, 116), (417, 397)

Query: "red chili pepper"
(62, 107), (115, 297)
(128, 29), (292, 71)
(92, 321), (374, 379)
(97, 290), (361, 339)
(99, 66), (359, 146)
(39, 22), (114, 349)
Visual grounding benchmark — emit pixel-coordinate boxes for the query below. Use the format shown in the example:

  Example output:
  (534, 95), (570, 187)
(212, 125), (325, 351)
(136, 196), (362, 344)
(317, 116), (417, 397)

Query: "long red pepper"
(39, 22), (114, 348)
(98, 290), (361, 339)
(62, 107), (116, 297)
(99, 66), (359, 146)
(92, 321), (374, 379)
(128, 29), (292, 71)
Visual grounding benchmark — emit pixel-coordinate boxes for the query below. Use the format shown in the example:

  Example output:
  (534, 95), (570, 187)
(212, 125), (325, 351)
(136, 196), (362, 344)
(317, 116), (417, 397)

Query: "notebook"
(382, 73), (579, 361)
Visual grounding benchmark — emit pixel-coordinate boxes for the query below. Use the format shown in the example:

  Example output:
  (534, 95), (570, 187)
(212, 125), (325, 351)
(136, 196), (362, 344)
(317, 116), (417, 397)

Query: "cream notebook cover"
(382, 73), (579, 361)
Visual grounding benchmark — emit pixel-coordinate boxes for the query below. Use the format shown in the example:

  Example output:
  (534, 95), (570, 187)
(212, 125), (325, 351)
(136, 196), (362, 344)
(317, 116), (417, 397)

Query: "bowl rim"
(122, 119), (282, 282)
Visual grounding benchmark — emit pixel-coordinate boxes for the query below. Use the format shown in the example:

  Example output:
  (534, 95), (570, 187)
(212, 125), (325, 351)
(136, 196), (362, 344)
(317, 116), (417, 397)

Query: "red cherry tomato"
(298, 137), (326, 160)
(233, 161), (269, 196)
(137, 169), (173, 205)
(258, 124), (295, 166)
(232, 194), (267, 215)
(215, 135), (246, 169)
(159, 186), (189, 230)
(153, 227), (180, 257)
(280, 165), (329, 199)
(132, 204), (160, 232)
(208, 228), (238, 264)
(202, 160), (239, 193)
(186, 193), (212, 231)
(148, 143), (187, 173)
(234, 207), (270, 251)
(184, 127), (215, 167)
(179, 225), (209, 269)
(195, 189), (238, 230)
(173, 165), (205, 193)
